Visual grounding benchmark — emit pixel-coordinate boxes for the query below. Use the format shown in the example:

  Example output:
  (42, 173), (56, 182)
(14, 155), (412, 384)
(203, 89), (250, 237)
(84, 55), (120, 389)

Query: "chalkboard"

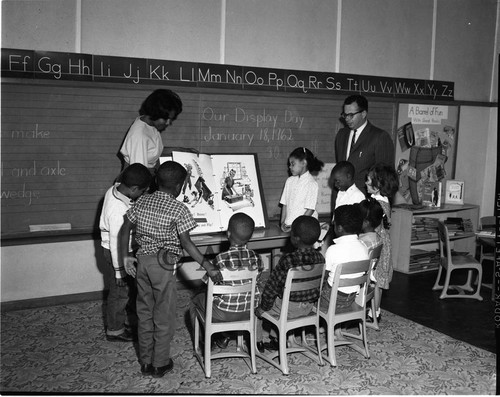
(1, 79), (395, 239)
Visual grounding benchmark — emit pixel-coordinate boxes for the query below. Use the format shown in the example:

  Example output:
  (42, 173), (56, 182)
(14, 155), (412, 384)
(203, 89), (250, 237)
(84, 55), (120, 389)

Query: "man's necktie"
(349, 129), (357, 155)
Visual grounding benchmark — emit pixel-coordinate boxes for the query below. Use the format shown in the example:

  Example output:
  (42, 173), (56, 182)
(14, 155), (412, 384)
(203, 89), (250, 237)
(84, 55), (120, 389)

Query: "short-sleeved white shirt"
(120, 117), (163, 168)
(280, 171), (319, 225)
(325, 234), (369, 293)
(335, 183), (366, 208)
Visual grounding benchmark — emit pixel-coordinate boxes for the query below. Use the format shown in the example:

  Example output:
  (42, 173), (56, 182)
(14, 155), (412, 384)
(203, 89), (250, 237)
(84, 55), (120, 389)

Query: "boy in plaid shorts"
(119, 161), (222, 378)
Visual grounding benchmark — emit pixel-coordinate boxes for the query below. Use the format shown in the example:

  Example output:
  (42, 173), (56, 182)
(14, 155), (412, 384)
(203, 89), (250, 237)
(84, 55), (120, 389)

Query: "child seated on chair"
(255, 216), (325, 352)
(320, 204), (369, 314)
(190, 212), (264, 349)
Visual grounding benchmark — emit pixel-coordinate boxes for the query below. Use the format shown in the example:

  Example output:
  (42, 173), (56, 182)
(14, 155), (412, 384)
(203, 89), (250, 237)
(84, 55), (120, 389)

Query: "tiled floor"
(382, 263), (496, 354)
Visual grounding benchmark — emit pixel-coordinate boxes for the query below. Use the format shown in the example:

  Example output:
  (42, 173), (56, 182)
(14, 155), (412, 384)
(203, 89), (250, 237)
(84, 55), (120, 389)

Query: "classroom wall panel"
(1, 0), (77, 52)
(225, 0), (338, 72)
(339, 0), (433, 80)
(81, 0), (222, 63)
(1, 240), (106, 302)
(455, 106), (497, 215)
(434, 0), (497, 102)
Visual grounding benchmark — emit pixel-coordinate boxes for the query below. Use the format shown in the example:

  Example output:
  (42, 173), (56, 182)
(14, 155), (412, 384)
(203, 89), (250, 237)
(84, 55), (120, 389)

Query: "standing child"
(119, 161), (223, 378)
(280, 147), (324, 233)
(100, 163), (152, 342)
(358, 198), (384, 257)
(364, 163), (399, 323)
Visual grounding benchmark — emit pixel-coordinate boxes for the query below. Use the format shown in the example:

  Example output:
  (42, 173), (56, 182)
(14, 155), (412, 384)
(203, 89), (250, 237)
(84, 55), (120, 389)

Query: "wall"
(1, 0), (498, 303)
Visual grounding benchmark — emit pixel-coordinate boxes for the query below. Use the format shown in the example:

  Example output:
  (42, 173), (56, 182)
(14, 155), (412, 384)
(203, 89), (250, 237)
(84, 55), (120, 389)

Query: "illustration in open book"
(169, 151), (267, 234)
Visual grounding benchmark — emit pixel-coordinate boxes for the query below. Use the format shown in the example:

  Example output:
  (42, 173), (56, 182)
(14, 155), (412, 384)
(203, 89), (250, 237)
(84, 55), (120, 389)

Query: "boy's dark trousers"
(103, 248), (134, 335)
(136, 254), (177, 368)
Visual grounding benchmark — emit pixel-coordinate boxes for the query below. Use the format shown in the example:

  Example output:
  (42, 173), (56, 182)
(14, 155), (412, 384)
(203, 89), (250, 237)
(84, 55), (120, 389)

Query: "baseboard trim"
(1, 281), (202, 312)
(1, 291), (106, 312)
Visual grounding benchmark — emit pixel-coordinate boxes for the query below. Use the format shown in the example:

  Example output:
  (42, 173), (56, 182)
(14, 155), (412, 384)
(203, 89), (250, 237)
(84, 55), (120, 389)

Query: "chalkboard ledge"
(1, 228), (100, 247)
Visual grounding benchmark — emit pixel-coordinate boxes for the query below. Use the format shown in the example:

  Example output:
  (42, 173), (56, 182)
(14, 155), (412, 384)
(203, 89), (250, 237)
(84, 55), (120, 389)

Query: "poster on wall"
(164, 152), (267, 234)
(395, 104), (459, 206)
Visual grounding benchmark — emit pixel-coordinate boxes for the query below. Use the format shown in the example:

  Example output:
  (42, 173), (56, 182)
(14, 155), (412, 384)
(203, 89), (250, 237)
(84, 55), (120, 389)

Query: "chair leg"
(461, 270), (474, 291)
(249, 330), (257, 374)
(432, 265), (444, 291)
(279, 331), (289, 375)
(366, 299), (379, 330)
(327, 325), (337, 367)
(471, 267), (483, 301)
(204, 331), (212, 378)
(439, 269), (452, 299)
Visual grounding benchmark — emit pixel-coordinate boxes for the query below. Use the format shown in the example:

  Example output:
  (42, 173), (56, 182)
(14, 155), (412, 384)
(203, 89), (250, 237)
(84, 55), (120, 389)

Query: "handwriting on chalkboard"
(1, 124), (67, 206)
(201, 107), (304, 147)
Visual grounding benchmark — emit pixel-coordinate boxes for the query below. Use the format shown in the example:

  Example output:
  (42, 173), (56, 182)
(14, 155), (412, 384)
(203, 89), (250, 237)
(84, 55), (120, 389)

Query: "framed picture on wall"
(444, 180), (465, 205)
(163, 152), (268, 234)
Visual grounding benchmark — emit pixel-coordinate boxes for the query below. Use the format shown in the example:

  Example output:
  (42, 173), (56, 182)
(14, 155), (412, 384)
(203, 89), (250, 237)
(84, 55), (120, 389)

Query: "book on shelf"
(160, 152), (267, 234)
(444, 180), (465, 205)
(421, 181), (442, 207)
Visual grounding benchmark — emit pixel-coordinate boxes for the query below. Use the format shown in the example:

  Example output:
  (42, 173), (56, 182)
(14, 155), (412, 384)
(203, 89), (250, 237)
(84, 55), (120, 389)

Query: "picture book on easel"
(161, 152), (267, 234)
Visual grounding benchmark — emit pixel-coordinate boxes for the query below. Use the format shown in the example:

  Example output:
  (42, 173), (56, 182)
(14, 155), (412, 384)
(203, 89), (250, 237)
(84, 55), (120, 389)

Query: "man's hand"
(124, 256), (137, 278)
(255, 307), (266, 319)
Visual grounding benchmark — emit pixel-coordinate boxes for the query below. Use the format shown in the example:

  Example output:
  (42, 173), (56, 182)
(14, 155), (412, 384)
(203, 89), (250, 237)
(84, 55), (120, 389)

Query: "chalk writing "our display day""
(201, 107), (304, 145)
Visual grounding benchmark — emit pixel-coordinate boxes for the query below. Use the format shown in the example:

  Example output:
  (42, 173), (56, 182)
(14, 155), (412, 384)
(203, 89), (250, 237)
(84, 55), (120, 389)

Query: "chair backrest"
(437, 221), (452, 265)
(368, 244), (383, 279)
(325, 259), (371, 315)
(205, 267), (258, 325)
(480, 216), (495, 230)
(278, 263), (325, 322)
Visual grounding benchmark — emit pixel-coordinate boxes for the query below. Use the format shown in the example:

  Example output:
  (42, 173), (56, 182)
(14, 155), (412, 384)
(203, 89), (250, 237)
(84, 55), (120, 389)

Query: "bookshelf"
(390, 204), (479, 274)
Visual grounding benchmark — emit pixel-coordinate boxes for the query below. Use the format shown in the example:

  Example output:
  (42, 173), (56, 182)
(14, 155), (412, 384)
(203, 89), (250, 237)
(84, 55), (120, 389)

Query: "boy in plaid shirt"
(255, 216), (324, 351)
(119, 161), (222, 378)
(190, 212), (264, 349)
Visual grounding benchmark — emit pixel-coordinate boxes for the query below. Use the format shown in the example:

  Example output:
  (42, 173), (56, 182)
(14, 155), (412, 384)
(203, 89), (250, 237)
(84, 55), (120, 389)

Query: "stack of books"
(411, 217), (439, 241)
(444, 217), (472, 236)
(409, 248), (440, 272)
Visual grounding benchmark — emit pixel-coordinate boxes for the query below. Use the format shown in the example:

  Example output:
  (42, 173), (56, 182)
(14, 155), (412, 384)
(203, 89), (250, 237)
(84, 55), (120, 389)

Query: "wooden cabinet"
(390, 204), (479, 274)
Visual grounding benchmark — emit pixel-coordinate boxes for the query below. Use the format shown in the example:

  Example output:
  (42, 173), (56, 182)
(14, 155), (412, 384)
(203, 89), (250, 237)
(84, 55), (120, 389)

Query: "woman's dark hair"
(139, 89), (183, 121)
(368, 163), (399, 204)
(289, 147), (324, 174)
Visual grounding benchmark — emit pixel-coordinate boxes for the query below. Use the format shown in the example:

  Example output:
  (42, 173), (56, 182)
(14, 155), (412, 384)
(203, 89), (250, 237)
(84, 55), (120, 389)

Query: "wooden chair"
(432, 220), (483, 301)
(255, 264), (325, 375)
(477, 216), (495, 300)
(193, 267), (258, 378)
(317, 259), (371, 367)
(365, 244), (383, 331)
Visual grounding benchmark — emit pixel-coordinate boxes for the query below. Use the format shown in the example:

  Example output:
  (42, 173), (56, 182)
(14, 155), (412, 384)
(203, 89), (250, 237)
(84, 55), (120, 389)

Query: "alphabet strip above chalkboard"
(1, 48), (454, 100)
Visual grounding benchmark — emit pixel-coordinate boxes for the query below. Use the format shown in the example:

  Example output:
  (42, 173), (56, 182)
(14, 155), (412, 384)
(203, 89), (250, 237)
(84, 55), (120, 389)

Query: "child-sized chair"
(193, 267), (258, 378)
(477, 216), (495, 300)
(316, 259), (371, 367)
(365, 244), (383, 331)
(255, 264), (325, 375)
(432, 220), (483, 301)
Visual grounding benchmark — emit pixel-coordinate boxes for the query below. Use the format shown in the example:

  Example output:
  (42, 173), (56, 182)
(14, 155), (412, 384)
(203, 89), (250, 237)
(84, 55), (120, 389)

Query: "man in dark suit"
(334, 95), (395, 191)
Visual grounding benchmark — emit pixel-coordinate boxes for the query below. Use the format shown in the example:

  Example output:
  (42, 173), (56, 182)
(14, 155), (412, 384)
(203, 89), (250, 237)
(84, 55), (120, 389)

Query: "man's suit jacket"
(335, 121), (395, 191)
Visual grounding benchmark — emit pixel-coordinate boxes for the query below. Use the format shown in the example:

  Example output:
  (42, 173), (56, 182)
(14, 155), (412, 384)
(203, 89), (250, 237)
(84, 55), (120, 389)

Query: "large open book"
(161, 152), (268, 234)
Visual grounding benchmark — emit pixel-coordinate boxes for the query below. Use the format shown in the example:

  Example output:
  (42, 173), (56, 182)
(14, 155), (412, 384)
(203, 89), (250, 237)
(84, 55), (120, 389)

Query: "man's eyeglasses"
(340, 110), (364, 120)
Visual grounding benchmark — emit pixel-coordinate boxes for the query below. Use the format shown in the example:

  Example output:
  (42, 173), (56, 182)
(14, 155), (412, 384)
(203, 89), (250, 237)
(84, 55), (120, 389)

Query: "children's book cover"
(168, 152), (267, 234)
(421, 181), (442, 207)
(444, 180), (464, 205)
